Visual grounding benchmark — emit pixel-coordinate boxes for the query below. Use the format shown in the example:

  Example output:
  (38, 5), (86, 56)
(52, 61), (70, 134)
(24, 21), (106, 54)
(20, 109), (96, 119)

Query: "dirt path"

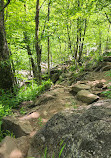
(15, 85), (78, 136)
(2, 70), (111, 138)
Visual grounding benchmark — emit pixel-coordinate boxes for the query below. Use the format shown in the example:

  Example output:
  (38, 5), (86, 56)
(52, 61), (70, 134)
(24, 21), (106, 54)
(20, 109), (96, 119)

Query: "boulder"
(101, 65), (111, 71)
(94, 82), (104, 88)
(1, 116), (33, 138)
(71, 84), (90, 93)
(76, 90), (99, 104)
(50, 72), (61, 84)
(31, 93), (56, 108)
(0, 136), (29, 158)
(28, 100), (111, 158)
(50, 68), (62, 83)
(95, 62), (111, 71)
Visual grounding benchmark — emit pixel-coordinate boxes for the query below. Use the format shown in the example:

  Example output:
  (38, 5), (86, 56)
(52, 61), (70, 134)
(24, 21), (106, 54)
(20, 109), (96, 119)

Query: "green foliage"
(102, 89), (111, 98)
(101, 70), (111, 98)
(0, 79), (52, 141)
(104, 52), (111, 56)
(19, 107), (27, 114)
(38, 117), (43, 127)
(0, 127), (15, 142)
(0, 80), (52, 119)
(5, 0), (111, 67)
(59, 140), (66, 158)
(105, 70), (111, 77)
(69, 65), (77, 72)
(40, 140), (66, 158)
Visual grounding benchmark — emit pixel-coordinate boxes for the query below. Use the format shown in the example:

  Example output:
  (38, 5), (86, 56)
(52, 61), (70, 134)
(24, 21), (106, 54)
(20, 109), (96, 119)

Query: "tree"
(47, 0), (51, 76)
(23, 4), (37, 79)
(3, 0), (111, 73)
(0, 0), (14, 91)
(35, 0), (42, 84)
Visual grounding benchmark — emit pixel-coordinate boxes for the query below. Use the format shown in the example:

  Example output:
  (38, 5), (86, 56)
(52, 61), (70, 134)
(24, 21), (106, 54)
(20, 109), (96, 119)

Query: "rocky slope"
(0, 55), (111, 158)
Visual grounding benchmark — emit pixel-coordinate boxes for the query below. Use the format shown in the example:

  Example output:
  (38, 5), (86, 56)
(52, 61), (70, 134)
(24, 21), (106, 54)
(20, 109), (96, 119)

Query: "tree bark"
(47, 0), (51, 76)
(78, 19), (87, 63)
(74, 17), (79, 62)
(35, 0), (42, 84)
(105, 24), (110, 50)
(105, 13), (111, 24)
(0, 0), (14, 90)
(0, 0), (10, 12)
(67, 23), (72, 55)
(23, 32), (37, 79)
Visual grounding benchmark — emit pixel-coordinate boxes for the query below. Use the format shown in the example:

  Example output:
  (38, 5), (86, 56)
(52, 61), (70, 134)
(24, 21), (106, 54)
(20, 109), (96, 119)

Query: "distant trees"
(1, 0), (110, 87)
(0, 0), (14, 91)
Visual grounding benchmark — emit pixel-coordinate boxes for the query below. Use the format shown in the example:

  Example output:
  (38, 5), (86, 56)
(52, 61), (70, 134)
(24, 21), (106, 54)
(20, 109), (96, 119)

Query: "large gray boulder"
(76, 90), (99, 104)
(28, 99), (111, 158)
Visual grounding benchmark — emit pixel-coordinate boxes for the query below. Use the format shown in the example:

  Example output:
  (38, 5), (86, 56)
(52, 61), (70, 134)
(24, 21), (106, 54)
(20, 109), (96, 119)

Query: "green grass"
(27, 142), (66, 158)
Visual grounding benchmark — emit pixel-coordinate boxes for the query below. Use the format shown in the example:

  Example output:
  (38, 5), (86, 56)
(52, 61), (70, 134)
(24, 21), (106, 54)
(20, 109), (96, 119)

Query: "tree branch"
(105, 12), (111, 24)
(0, 0), (10, 12)
(40, 0), (47, 10)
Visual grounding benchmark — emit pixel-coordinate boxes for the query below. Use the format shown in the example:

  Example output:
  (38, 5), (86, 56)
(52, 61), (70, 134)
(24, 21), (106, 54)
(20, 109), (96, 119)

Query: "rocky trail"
(0, 56), (111, 158)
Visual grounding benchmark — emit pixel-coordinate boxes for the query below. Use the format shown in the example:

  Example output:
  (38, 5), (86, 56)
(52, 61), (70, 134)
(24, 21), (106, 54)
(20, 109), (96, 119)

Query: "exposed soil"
(12, 69), (111, 137)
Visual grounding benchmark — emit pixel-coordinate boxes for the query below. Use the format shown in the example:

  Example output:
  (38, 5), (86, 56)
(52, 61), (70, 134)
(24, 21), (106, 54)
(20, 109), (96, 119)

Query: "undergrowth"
(0, 79), (52, 118)
(102, 70), (111, 98)
(0, 79), (52, 141)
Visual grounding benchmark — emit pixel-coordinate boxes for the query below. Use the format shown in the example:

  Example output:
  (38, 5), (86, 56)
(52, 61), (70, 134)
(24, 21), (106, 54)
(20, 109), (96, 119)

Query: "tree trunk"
(105, 24), (110, 50)
(35, 0), (42, 84)
(98, 30), (102, 55)
(48, 0), (51, 76)
(74, 17), (79, 65)
(0, 0), (14, 90)
(67, 24), (72, 55)
(23, 32), (37, 79)
(78, 19), (87, 63)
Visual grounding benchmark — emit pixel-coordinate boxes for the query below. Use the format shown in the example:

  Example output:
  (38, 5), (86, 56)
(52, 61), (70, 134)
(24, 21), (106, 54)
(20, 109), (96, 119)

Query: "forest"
(0, 0), (111, 157)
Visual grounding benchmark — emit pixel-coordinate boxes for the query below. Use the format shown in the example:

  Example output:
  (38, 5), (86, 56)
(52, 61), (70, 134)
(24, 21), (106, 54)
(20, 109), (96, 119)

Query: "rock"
(0, 136), (23, 158)
(95, 82), (104, 88)
(50, 68), (62, 83)
(71, 84), (90, 93)
(32, 93), (56, 107)
(50, 72), (61, 83)
(95, 62), (111, 71)
(103, 56), (111, 62)
(101, 65), (111, 71)
(28, 100), (111, 158)
(76, 90), (99, 104)
(16, 136), (30, 157)
(93, 90), (103, 96)
(1, 116), (33, 138)
(0, 136), (30, 158)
